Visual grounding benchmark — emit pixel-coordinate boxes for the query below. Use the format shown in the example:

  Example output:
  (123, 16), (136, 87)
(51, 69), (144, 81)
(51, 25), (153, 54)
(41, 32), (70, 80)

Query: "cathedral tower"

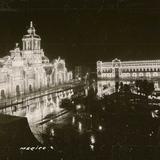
(22, 21), (41, 51)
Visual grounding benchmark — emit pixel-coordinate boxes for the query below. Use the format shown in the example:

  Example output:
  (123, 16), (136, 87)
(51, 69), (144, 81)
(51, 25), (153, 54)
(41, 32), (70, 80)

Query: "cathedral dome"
(22, 21), (41, 51)
(23, 21), (40, 39)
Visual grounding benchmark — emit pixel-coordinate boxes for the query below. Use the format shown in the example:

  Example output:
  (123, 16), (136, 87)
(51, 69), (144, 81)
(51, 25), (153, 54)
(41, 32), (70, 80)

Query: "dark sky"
(0, 0), (160, 69)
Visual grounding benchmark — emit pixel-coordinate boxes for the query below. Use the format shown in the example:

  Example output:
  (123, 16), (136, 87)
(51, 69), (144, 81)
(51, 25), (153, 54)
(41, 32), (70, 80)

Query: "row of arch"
(101, 67), (160, 73)
(0, 84), (33, 99)
(120, 72), (159, 78)
(101, 72), (159, 78)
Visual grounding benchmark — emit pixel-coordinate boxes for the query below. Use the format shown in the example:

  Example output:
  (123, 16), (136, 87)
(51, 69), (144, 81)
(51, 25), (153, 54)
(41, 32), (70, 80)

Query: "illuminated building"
(97, 58), (160, 92)
(0, 22), (73, 99)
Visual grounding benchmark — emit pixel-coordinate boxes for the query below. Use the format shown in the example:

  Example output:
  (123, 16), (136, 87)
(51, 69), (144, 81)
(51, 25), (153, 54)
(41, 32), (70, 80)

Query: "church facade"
(0, 22), (73, 99)
(97, 58), (160, 90)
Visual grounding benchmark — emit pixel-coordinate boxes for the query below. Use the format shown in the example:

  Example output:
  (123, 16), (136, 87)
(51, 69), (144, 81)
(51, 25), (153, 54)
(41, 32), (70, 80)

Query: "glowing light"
(72, 116), (75, 124)
(98, 125), (103, 131)
(90, 114), (92, 118)
(97, 59), (160, 92)
(90, 135), (95, 144)
(76, 104), (81, 110)
(78, 122), (82, 132)
(90, 144), (94, 151)
(51, 128), (55, 136)
(151, 110), (159, 118)
(50, 119), (53, 123)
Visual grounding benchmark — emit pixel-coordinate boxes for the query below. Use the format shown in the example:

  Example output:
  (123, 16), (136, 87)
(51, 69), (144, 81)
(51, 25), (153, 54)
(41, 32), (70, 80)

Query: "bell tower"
(22, 21), (41, 51)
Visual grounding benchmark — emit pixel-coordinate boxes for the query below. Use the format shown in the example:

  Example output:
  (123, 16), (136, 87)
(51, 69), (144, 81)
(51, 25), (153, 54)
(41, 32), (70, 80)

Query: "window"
(153, 72), (158, 77)
(132, 73), (137, 77)
(146, 72), (151, 77)
(1, 90), (5, 99)
(139, 73), (143, 77)
(16, 85), (20, 96)
(29, 84), (32, 92)
(127, 73), (130, 77)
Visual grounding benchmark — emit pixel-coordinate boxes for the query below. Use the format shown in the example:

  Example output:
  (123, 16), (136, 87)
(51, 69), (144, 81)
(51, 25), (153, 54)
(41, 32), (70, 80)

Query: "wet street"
(1, 81), (160, 160)
(39, 106), (110, 160)
(34, 91), (160, 160)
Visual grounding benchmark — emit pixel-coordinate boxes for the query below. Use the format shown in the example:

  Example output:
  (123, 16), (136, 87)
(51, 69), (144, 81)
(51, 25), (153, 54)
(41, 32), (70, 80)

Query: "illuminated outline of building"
(0, 22), (73, 99)
(97, 58), (160, 90)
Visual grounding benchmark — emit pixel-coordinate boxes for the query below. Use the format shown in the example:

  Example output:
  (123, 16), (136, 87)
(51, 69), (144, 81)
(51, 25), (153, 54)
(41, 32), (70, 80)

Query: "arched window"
(139, 73), (143, 77)
(132, 73), (137, 77)
(16, 85), (20, 96)
(146, 72), (151, 77)
(1, 90), (5, 99)
(29, 84), (32, 93)
(153, 72), (158, 77)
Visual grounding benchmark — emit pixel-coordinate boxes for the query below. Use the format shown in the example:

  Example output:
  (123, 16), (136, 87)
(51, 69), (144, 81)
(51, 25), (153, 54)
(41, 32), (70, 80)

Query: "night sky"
(0, 0), (160, 69)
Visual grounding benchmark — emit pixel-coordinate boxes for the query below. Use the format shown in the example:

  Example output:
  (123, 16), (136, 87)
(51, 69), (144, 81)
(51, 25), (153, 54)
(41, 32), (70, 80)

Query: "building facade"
(97, 58), (160, 90)
(0, 22), (73, 99)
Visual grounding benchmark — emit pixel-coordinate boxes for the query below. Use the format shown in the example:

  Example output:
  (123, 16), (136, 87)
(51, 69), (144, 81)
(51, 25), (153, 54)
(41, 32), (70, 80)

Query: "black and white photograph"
(0, 0), (160, 159)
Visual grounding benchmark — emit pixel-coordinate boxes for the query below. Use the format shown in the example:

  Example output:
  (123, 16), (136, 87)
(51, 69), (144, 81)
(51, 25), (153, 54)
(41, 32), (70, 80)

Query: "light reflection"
(90, 144), (94, 151)
(51, 128), (55, 136)
(76, 104), (81, 110)
(98, 125), (103, 131)
(90, 135), (96, 144)
(78, 122), (82, 132)
(151, 110), (159, 118)
(72, 116), (75, 124)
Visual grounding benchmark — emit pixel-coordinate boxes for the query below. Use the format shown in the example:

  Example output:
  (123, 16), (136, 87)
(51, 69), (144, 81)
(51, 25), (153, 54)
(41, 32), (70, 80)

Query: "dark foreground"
(1, 92), (160, 160)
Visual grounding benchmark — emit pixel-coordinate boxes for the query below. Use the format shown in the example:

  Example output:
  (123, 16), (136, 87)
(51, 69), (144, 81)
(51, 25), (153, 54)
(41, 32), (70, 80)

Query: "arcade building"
(97, 58), (160, 91)
(0, 22), (73, 99)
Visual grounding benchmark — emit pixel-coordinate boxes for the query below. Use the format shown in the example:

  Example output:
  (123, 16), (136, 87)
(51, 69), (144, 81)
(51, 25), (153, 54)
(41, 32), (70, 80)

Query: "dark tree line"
(135, 79), (154, 97)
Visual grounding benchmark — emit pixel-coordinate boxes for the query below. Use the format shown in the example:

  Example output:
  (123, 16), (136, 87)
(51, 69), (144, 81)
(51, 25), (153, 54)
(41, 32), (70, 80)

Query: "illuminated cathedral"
(0, 22), (72, 99)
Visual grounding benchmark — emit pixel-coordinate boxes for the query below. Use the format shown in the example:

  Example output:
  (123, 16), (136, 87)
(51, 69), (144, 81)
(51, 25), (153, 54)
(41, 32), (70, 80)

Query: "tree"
(119, 82), (124, 92)
(123, 84), (131, 94)
(135, 79), (154, 104)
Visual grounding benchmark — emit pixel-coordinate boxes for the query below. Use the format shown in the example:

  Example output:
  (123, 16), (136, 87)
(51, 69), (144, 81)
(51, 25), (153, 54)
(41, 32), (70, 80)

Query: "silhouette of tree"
(135, 79), (154, 104)
(119, 82), (124, 92)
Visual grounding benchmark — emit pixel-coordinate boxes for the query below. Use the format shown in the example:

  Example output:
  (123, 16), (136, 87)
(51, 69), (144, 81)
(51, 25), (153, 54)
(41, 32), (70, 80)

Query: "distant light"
(90, 144), (94, 151)
(50, 119), (53, 123)
(78, 122), (82, 132)
(72, 116), (75, 124)
(51, 128), (55, 136)
(76, 104), (81, 110)
(151, 110), (159, 118)
(98, 125), (103, 131)
(155, 110), (159, 114)
(90, 114), (92, 118)
(90, 135), (96, 144)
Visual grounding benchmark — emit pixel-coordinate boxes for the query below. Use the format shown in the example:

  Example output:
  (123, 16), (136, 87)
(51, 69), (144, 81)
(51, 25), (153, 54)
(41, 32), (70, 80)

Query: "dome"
(22, 21), (40, 39)
(22, 21), (41, 51)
